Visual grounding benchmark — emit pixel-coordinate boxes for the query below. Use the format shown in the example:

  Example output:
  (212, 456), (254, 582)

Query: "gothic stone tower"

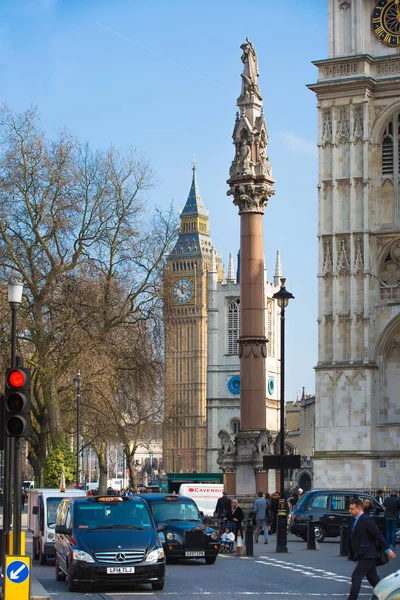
(310, 0), (400, 488)
(163, 164), (222, 473)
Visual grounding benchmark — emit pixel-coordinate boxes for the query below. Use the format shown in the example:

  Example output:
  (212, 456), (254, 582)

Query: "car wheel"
(33, 539), (39, 561)
(300, 534), (307, 542)
(205, 556), (217, 565)
(55, 557), (66, 581)
(313, 524), (326, 542)
(152, 580), (165, 591)
(396, 529), (400, 543)
(166, 557), (178, 564)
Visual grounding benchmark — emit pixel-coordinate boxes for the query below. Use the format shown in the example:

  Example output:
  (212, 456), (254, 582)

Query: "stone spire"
(169, 162), (212, 259)
(227, 38), (275, 214)
(274, 250), (282, 286)
(182, 158), (208, 218)
(227, 252), (235, 282)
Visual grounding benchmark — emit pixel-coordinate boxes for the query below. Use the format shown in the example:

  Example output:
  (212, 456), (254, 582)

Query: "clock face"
(372, 0), (400, 47)
(171, 278), (194, 305)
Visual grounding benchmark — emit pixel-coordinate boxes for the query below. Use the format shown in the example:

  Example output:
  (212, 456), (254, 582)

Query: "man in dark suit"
(347, 497), (396, 600)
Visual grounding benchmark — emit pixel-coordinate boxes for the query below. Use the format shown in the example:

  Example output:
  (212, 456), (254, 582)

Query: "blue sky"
(1, 0), (327, 401)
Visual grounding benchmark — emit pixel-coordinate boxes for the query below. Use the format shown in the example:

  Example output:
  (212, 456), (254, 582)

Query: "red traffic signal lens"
(8, 370), (25, 388)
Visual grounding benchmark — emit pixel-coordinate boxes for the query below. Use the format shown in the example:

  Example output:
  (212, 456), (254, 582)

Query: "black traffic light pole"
(11, 307), (22, 555)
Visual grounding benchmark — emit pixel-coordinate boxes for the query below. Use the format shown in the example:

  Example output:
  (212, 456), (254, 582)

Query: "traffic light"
(4, 368), (31, 437)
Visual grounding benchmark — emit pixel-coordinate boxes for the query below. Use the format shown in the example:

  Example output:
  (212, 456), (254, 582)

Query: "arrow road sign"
(6, 559), (29, 583)
(4, 555), (31, 600)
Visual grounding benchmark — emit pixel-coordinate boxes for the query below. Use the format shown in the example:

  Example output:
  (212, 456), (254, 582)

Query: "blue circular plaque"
(267, 377), (275, 395)
(228, 376), (240, 395)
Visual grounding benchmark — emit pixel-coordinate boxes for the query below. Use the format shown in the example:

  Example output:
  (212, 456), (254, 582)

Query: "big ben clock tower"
(310, 0), (400, 489)
(164, 162), (222, 473)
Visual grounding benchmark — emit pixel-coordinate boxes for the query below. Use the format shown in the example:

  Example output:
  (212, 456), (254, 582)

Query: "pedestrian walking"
(253, 492), (268, 544)
(269, 492), (280, 535)
(215, 490), (231, 533)
(347, 497), (395, 600)
(383, 490), (400, 548)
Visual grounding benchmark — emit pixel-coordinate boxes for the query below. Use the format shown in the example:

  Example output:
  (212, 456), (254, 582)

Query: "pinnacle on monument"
(181, 157), (208, 218)
(274, 249), (283, 286)
(227, 38), (275, 215)
(227, 252), (235, 282)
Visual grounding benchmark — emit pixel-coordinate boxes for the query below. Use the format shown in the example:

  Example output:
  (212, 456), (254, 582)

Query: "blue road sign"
(380, 461), (387, 468)
(6, 560), (29, 584)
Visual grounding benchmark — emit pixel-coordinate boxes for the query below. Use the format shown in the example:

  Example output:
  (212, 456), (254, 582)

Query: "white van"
(178, 484), (224, 516)
(28, 488), (87, 564)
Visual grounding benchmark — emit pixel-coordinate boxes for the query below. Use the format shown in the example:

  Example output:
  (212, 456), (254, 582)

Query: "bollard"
(307, 518), (316, 550)
(245, 520), (254, 557)
(340, 518), (350, 557)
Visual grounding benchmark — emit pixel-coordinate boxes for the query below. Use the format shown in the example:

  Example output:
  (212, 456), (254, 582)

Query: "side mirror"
(157, 523), (168, 533)
(32, 506), (38, 515)
(55, 524), (72, 535)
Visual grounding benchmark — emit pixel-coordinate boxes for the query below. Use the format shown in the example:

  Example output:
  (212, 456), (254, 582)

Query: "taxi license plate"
(107, 566), (135, 574)
(185, 551), (205, 557)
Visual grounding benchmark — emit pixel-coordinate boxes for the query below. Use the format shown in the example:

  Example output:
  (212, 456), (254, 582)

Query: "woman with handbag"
(224, 498), (244, 547)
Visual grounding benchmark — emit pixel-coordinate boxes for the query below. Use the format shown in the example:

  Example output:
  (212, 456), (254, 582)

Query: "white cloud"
(280, 132), (318, 157)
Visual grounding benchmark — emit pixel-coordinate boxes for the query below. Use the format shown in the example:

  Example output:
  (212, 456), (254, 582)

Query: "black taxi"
(289, 489), (385, 542)
(140, 493), (219, 564)
(54, 495), (166, 592)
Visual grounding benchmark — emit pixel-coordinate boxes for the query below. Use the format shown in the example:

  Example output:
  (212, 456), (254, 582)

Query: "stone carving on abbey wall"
(336, 107), (350, 144)
(322, 109), (333, 146)
(353, 237), (364, 275)
(380, 240), (400, 300)
(322, 238), (333, 278)
(337, 238), (351, 276)
(353, 106), (364, 142)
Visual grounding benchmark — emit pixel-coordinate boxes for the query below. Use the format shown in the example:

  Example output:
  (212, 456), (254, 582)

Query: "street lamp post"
(7, 281), (24, 557)
(273, 278), (294, 553)
(73, 373), (82, 488)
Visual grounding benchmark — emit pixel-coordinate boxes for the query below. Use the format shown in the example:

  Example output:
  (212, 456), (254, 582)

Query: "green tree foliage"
(43, 440), (76, 488)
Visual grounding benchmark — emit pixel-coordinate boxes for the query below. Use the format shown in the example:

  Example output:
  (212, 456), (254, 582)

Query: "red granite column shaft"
(240, 212), (266, 430)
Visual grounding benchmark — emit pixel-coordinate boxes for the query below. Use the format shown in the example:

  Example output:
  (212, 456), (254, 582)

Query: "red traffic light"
(7, 370), (26, 388)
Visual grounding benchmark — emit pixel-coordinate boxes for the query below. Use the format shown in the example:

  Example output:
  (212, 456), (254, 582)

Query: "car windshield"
(151, 500), (202, 523)
(75, 502), (152, 529)
(47, 498), (63, 526)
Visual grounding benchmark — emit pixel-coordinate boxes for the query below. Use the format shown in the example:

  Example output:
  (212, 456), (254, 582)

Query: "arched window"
(230, 419), (240, 435)
(227, 299), (240, 355)
(382, 120), (394, 176)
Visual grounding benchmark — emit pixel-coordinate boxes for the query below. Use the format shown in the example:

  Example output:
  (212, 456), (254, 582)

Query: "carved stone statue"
(254, 429), (272, 456)
(218, 429), (236, 455)
(240, 38), (262, 102)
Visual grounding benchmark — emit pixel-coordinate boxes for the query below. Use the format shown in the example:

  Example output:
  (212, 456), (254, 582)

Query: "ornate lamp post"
(73, 372), (82, 488)
(272, 278), (294, 553)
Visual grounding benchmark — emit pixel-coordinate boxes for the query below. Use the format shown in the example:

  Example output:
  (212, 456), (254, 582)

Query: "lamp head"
(8, 281), (24, 308)
(272, 278), (295, 309)
(73, 372), (82, 389)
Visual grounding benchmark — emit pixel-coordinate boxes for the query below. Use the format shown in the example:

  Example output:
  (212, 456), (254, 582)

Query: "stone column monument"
(217, 39), (275, 501)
